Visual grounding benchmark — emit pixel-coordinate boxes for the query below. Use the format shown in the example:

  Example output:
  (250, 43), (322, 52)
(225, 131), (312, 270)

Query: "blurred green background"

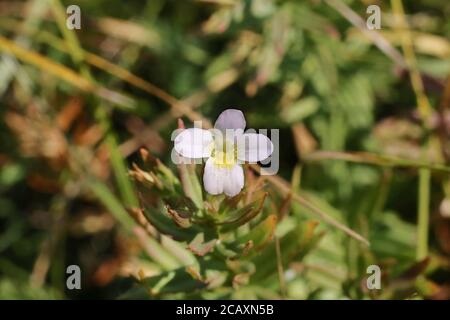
(0, 0), (450, 299)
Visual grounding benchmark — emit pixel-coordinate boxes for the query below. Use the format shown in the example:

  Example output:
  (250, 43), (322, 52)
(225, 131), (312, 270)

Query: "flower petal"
(203, 158), (224, 195)
(203, 158), (244, 197)
(223, 164), (244, 197)
(214, 109), (246, 131)
(237, 133), (274, 162)
(174, 128), (213, 158)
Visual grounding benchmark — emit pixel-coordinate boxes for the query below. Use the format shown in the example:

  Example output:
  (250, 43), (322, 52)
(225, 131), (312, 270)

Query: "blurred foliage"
(0, 0), (450, 300)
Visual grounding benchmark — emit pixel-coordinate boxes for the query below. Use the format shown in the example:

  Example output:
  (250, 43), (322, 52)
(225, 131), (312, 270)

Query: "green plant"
(123, 148), (323, 299)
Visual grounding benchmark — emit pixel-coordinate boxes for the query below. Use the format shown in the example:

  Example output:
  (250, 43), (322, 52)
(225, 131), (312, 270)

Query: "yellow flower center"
(211, 140), (237, 169)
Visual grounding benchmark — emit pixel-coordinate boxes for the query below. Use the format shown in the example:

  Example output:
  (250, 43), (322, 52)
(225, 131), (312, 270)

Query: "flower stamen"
(211, 140), (237, 169)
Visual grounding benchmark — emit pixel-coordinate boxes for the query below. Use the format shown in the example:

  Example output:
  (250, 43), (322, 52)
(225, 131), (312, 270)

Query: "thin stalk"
(391, 0), (433, 261)
(417, 168), (430, 260)
(250, 164), (370, 246)
(275, 237), (287, 299)
(303, 151), (450, 174)
(325, 0), (407, 68)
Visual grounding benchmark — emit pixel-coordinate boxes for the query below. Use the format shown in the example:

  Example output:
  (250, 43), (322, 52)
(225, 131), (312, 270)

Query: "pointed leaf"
(141, 267), (207, 296)
(238, 214), (277, 251)
(218, 193), (267, 231)
(188, 233), (217, 256)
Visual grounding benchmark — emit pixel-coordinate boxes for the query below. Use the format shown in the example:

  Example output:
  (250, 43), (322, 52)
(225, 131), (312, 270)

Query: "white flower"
(174, 109), (274, 197)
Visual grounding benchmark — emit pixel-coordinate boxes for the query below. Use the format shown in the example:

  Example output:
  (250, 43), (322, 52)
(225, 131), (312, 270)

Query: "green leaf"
(141, 267), (207, 296)
(188, 233), (217, 256)
(237, 214), (277, 251)
(142, 204), (198, 241)
(280, 97), (320, 124)
(177, 162), (203, 209)
(218, 193), (267, 232)
(0, 164), (24, 188)
(165, 196), (197, 228)
(89, 179), (134, 231)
